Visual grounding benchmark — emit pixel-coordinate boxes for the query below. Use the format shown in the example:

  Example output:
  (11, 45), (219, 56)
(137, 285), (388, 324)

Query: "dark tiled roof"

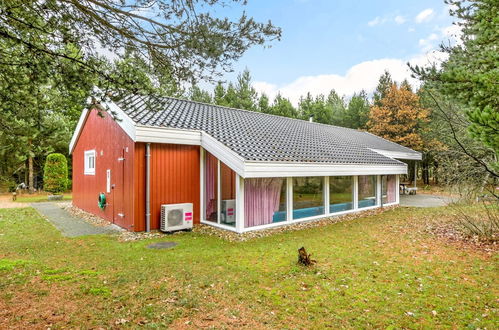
(334, 129), (420, 154)
(114, 94), (414, 165)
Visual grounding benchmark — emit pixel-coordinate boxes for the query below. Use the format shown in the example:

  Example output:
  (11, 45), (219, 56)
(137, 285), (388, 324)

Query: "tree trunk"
(28, 155), (34, 194)
(24, 161), (28, 186)
(433, 161), (439, 185)
(422, 154), (430, 185)
(298, 247), (316, 266)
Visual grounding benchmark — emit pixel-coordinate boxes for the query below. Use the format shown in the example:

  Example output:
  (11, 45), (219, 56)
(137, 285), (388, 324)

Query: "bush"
(43, 153), (68, 194)
(453, 201), (499, 243)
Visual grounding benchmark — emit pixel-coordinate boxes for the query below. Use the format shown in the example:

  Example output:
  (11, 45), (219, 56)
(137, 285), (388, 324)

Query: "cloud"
(418, 33), (439, 51)
(369, 14), (408, 27)
(368, 16), (384, 27)
(441, 24), (463, 45)
(394, 15), (406, 24)
(252, 56), (445, 106)
(415, 8), (434, 23)
(251, 11), (462, 106)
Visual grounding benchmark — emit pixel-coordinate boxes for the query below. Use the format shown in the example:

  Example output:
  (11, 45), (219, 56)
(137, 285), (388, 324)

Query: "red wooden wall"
(72, 109), (135, 230)
(133, 143), (200, 231)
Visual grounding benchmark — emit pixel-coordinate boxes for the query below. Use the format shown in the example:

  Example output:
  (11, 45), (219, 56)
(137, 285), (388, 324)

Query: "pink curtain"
(205, 153), (217, 219)
(387, 175), (396, 203)
(245, 178), (283, 227)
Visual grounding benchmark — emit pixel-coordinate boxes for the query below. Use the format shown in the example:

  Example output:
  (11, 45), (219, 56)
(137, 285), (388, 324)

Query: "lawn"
(13, 193), (72, 203)
(0, 206), (497, 328)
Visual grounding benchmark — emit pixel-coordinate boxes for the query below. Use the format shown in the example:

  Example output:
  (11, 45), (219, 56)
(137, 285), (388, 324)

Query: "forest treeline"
(0, 0), (496, 198)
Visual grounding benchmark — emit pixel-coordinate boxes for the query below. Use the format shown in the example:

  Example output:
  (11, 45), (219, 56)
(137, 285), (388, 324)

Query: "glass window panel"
(220, 163), (236, 227)
(329, 176), (353, 213)
(293, 177), (324, 220)
(358, 175), (377, 208)
(244, 178), (286, 228)
(204, 152), (218, 222)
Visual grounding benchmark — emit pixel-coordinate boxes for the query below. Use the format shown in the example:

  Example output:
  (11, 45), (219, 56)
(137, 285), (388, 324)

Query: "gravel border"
(57, 202), (398, 242)
(57, 202), (119, 228)
(190, 206), (397, 242)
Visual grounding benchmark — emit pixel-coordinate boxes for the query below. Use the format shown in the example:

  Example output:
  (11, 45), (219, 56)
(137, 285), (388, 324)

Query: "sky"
(209, 0), (461, 105)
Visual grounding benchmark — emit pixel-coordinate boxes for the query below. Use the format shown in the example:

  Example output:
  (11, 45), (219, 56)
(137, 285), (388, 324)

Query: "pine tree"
(373, 70), (394, 106)
(412, 0), (498, 152)
(298, 93), (315, 120)
(270, 93), (298, 118)
(345, 90), (370, 129)
(234, 69), (258, 111)
(213, 82), (227, 106)
(223, 83), (238, 108)
(258, 94), (271, 113)
(326, 90), (347, 126)
(187, 86), (212, 103)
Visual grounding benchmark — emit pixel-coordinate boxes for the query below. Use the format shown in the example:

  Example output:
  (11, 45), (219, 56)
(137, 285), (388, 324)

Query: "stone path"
(400, 194), (454, 207)
(31, 202), (121, 237)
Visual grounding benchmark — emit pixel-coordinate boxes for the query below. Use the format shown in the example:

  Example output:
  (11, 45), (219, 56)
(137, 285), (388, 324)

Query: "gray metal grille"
(167, 209), (183, 227)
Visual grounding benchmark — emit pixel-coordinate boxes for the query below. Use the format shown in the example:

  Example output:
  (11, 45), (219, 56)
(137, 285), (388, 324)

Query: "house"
(69, 92), (421, 233)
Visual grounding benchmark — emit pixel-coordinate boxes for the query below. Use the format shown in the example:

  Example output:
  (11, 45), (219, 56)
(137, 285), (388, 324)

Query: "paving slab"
(147, 242), (178, 249)
(400, 194), (453, 207)
(31, 202), (121, 237)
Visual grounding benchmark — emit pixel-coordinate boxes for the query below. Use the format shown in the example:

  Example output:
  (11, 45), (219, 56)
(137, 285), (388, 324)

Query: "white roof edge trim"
(69, 108), (89, 154)
(370, 148), (422, 160)
(68, 94), (137, 154)
(135, 125), (201, 145)
(106, 100), (136, 141)
(201, 132), (246, 176)
(134, 127), (246, 176)
(242, 162), (407, 178)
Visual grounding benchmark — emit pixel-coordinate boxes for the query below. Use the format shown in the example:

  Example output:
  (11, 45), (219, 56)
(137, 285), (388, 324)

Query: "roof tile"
(114, 94), (417, 166)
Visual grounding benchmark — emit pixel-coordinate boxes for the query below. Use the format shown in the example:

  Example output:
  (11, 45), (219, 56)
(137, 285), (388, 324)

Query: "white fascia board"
(135, 125), (201, 145)
(370, 148), (422, 160)
(68, 98), (136, 154)
(242, 161), (407, 178)
(201, 132), (246, 176)
(134, 126), (246, 177)
(69, 108), (89, 154)
(106, 100), (136, 141)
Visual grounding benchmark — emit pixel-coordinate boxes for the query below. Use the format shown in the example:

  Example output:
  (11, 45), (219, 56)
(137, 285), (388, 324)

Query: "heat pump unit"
(221, 199), (236, 224)
(160, 203), (193, 232)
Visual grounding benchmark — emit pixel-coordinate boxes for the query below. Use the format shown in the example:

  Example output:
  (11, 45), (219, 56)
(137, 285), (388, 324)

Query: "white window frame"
(84, 150), (96, 175)
(199, 147), (402, 233)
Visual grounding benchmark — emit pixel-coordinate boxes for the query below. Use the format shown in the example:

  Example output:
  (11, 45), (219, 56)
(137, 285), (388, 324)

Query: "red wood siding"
(133, 143), (200, 231)
(72, 109), (135, 230)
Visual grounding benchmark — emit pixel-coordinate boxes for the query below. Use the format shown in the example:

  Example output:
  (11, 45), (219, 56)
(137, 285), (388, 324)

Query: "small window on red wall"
(84, 150), (96, 175)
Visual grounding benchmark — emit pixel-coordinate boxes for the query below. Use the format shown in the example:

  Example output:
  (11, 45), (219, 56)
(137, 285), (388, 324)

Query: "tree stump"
(298, 247), (316, 266)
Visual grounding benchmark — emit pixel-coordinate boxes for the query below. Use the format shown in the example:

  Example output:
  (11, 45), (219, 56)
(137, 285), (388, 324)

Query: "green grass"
(13, 193), (72, 203)
(0, 207), (497, 328)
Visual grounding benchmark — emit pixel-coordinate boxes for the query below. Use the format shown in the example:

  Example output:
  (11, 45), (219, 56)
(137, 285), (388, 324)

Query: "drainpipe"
(145, 143), (151, 232)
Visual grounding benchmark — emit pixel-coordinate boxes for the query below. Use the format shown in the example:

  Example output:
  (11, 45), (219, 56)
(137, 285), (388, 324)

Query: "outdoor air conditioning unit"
(221, 199), (236, 224)
(160, 203), (193, 232)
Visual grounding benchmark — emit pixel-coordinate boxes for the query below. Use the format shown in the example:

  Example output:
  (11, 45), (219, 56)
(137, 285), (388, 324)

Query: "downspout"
(145, 143), (151, 232)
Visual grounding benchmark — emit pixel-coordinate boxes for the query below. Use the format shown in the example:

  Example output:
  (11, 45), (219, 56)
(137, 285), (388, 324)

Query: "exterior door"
(113, 148), (125, 226)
